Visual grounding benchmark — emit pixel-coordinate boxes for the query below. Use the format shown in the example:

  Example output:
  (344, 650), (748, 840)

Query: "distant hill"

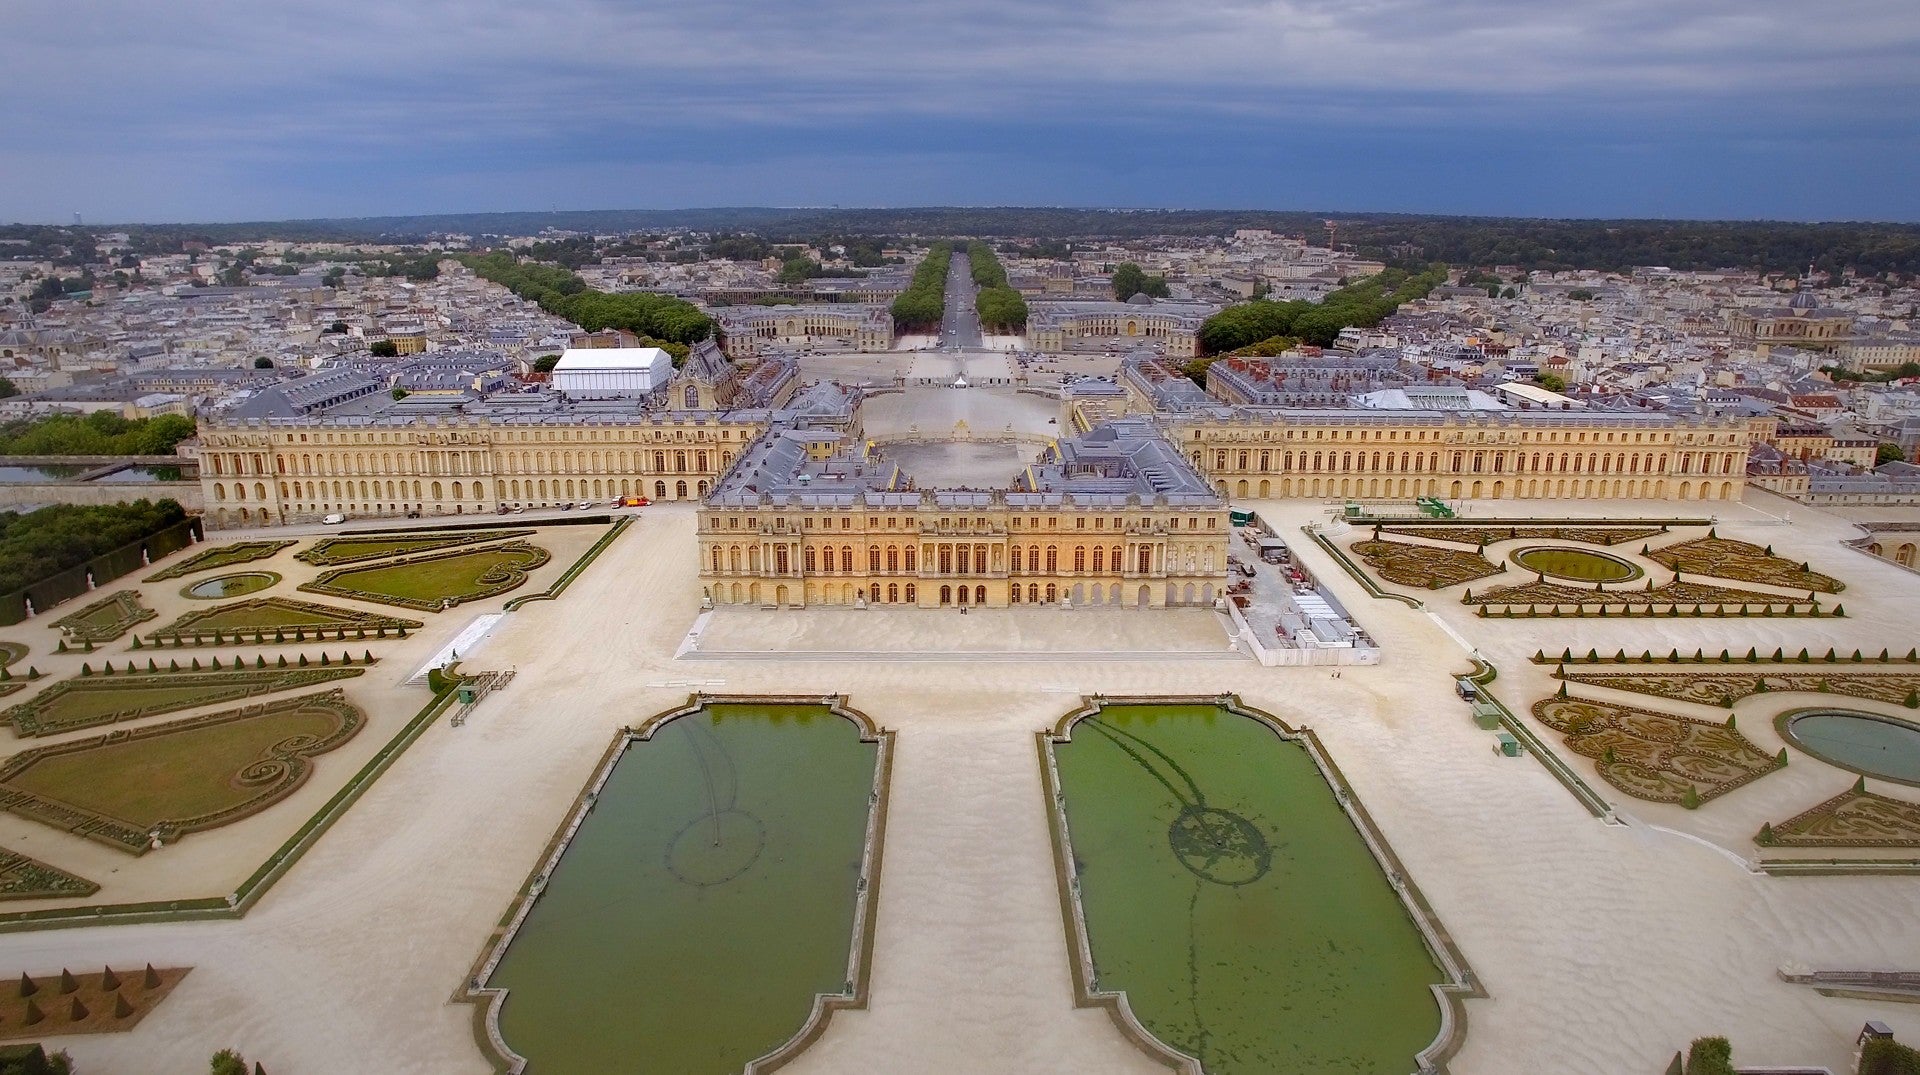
(8, 207), (1920, 276)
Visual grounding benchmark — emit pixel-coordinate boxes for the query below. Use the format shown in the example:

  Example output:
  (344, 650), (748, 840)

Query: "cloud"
(2, 0), (1916, 220)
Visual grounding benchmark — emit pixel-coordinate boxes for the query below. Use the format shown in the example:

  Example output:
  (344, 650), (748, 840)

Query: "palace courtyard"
(0, 493), (1913, 1073)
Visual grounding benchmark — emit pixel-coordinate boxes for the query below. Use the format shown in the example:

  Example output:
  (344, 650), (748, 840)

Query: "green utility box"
(1494, 732), (1521, 757)
(1470, 700), (1503, 730)
(1229, 509), (1253, 527)
(457, 685), (477, 705)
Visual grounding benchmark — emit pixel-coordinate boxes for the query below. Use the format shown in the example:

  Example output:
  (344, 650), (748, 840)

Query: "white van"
(321, 513), (347, 525)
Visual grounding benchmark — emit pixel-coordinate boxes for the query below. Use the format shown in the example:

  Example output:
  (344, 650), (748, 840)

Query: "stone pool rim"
(1509, 545), (1646, 583)
(181, 571), (282, 600)
(1038, 693), (1483, 1075)
(457, 693), (895, 1075)
(1775, 706), (1920, 789)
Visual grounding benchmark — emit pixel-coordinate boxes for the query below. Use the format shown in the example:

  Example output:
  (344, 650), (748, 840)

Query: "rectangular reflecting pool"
(1044, 699), (1474, 1074)
(0, 464), (93, 483)
(470, 698), (890, 1075)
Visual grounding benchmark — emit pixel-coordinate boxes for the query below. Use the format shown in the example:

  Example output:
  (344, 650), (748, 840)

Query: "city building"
(711, 303), (893, 357)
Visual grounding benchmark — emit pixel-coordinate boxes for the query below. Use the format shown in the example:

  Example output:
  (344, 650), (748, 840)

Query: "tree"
(0, 377), (15, 399)
(323, 320), (348, 334)
(1533, 372), (1567, 392)
(321, 267), (346, 289)
(1501, 286), (1518, 298)
(253, 357), (274, 369)
(368, 340), (399, 358)
(532, 355), (562, 373)
(211, 1048), (249, 1075)
(1878, 441), (1905, 466)
(1685, 1036), (1733, 1075)
(1568, 288), (1596, 301)
(390, 387), (409, 400)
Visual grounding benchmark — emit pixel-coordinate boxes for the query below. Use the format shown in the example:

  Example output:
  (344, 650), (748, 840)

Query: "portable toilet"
(1494, 731), (1521, 757)
(456, 683), (477, 706)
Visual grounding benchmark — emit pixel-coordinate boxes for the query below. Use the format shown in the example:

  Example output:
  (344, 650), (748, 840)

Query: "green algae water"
(1053, 704), (1444, 1074)
(489, 703), (881, 1074)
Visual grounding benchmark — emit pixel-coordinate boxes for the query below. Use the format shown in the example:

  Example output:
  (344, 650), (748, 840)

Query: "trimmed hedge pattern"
(298, 541), (550, 612)
(50, 589), (157, 643)
(1378, 524), (1665, 547)
(1467, 578), (1831, 616)
(1760, 787), (1920, 848)
(1532, 696), (1784, 806)
(1648, 536), (1844, 594)
(1558, 669), (1920, 709)
(0, 688), (366, 855)
(1349, 539), (1501, 589)
(0, 846), (99, 900)
(295, 529), (535, 567)
(144, 540), (294, 581)
(4, 664), (367, 737)
(146, 597), (422, 646)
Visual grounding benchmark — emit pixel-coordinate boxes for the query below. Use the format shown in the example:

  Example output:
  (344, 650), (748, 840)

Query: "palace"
(711, 303), (894, 358)
(1026, 295), (1217, 357)
(697, 418), (1229, 609)
(1726, 289), (1855, 356)
(1115, 354), (1756, 503)
(195, 342), (817, 528)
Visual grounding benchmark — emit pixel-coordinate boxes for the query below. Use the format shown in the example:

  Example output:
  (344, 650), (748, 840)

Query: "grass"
(296, 529), (534, 567)
(0, 690), (364, 850)
(1510, 546), (1643, 583)
(51, 590), (158, 642)
(300, 542), (550, 611)
(147, 597), (421, 643)
(144, 540), (295, 581)
(181, 571), (280, 600)
(4, 666), (365, 737)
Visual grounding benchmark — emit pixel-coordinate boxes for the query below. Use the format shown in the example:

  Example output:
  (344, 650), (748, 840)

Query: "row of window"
(207, 448), (733, 478)
(1209, 448), (1743, 476)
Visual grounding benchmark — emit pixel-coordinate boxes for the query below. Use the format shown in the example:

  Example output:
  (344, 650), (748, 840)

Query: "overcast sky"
(5, 0), (1917, 223)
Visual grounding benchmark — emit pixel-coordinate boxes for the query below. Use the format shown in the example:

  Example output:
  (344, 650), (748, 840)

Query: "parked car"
(321, 513), (346, 525)
(512, 505), (526, 514)
(495, 505), (511, 515)
(559, 502), (573, 511)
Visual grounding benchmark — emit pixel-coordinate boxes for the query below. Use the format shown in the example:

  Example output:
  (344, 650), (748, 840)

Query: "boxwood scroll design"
(144, 540), (295, 581)
(295, 529), (535, 567)
(51, 590), (157, 643)
(0, 846), (99, 901)
(145, 597), (421, 646)
(298, 542), (551, 612)
(0, 689), (365, 855)
(1531, 695), (1784, 805)
(4, 665), (366, 737)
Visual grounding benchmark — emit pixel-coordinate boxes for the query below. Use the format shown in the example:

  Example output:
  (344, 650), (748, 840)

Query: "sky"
(5, 0), (1918, 224)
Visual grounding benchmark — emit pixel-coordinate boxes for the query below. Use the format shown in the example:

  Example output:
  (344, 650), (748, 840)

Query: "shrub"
(211, 1049), (248, 1075)
(1685, 1036), (1732, 1075)
(1680, 785), (1702, 810)
(1859, 1037), (1920, 1075)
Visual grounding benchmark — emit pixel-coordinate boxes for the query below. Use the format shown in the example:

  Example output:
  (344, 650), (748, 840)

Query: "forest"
(889, 244), (953, 331)
(22, 208), (1916, 277)
(1197, 266), (1449, 354)
(967, 243), (1028, 332)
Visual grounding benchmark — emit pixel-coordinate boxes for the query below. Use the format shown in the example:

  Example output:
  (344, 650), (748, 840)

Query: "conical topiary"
(142, 964), (161, 990)
(24, 997), (43, 1024)
(58, 968), (77, 994)
(113, 991), (134, 1018)
(19, 972), (37, 997)
(101, 965), (120, 990)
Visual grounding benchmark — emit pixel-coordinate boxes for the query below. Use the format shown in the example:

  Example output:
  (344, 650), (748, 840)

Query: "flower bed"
(1467, 578), (1833, 617)
(298, 541), (551, 612)
(295, 529), (535, 567)
(143, 540), (294, 582)
(1349, 539), (1501, 589)
(4, 663), (368, 737)
(1647, 535), (1844, 593)
(145, 597), (421, 647)
(1378, 524), (1666, 547)
(1555, 669), (1920, 709)
(0, 846), (98, 900)
(1531, 695), (1784, 806)
(1758, 785), (1920, 847)
(0, 689), (366, 855)
(51, 589), (157, 643)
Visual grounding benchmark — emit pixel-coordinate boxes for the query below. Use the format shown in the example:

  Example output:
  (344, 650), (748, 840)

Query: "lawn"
(296, 529), (534, 567)
(0, 690), (364, 852)
(4, 665), (365, 737)
(147, 597), (421, 643)
(300, 542), (550, 611)
(51, 590), (157, 643)
(144, 540), (295, 581)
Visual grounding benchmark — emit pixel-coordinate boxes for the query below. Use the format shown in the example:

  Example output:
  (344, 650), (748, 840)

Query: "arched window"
(1074, 546), (1086, 572)
(1092, 546), (1105, 572)
(805, 547), (817, 572)
(1045, 546), (1058, 572)
(904, 547), (917, 571)
(841, 547), (854, 572)
(869, 548), (881, 572)
(1010, 546), (1023, 571)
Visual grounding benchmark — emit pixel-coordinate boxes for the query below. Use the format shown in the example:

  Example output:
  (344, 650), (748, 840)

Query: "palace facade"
(711, 303), (894, 358)
(697, 419), (1229, 609)
(1027, 296), (1217, 358)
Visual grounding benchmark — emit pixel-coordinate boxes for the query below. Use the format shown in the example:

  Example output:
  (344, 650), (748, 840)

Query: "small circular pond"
(184, 572), (280, 600)
(1511, 546), (1644, 583)
(1781, 709), (1920, 787)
